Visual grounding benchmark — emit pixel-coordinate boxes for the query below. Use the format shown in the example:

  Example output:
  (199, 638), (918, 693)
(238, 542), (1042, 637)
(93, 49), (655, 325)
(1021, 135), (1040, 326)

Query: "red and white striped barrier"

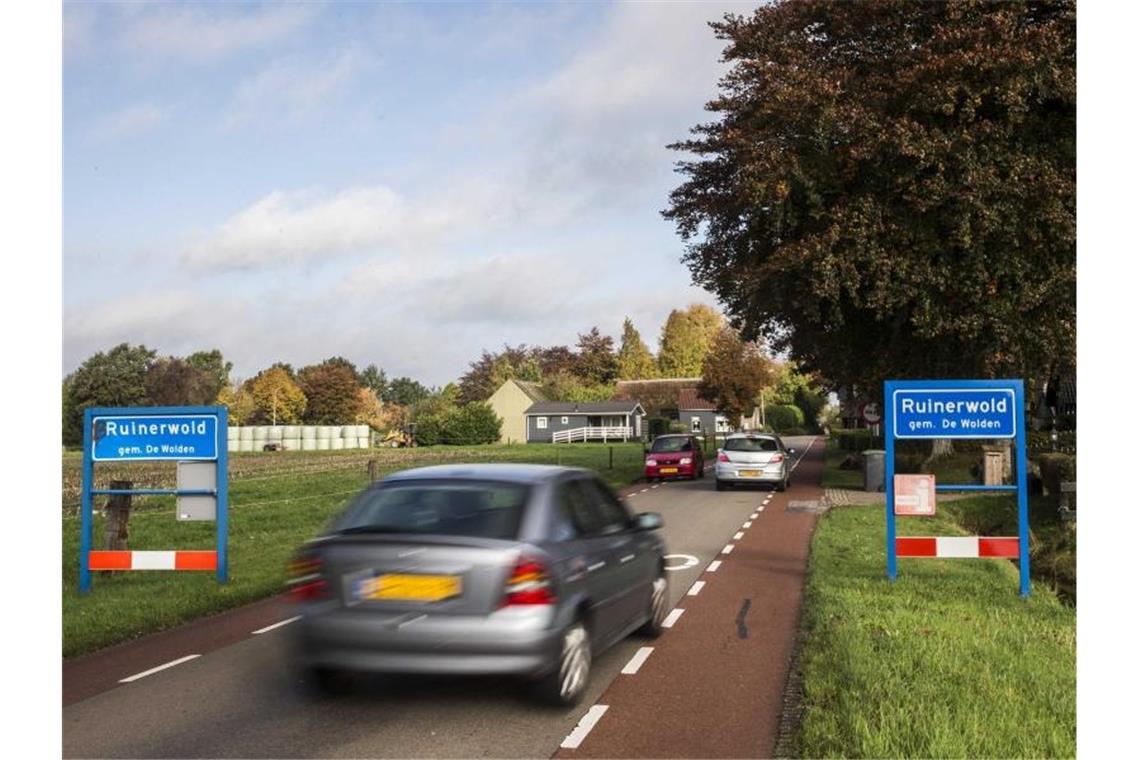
(88, 550), (217, 571)
(895, 537), (1019, 559)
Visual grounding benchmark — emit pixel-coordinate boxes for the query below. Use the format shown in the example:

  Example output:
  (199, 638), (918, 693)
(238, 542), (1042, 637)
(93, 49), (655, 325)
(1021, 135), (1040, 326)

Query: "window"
(581, 477), (633, 534)
(724, 436), (779, 452)
(336, 481), (531, 540)
(536, 417), (548, 429)
(691, 416), (702, 433)
(557, 479), (605, 536)
(561, 416), (569, 424)
(651, 436), (691, 453)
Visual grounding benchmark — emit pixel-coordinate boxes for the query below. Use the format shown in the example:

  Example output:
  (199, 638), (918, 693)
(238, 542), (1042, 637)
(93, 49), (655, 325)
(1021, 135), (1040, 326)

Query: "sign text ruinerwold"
(92, 414), (219, 461)
(891, 389), (1016, 438)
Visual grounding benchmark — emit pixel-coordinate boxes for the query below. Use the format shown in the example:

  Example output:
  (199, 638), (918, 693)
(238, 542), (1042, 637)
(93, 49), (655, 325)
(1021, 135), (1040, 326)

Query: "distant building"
(613, 378), (737, 435)
(486, 379), (548, 444)
(523, 400), (646, 443)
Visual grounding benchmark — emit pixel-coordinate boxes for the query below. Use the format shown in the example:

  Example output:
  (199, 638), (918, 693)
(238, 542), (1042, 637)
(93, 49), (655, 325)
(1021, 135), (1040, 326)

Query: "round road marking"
(664, 553), (699, 571)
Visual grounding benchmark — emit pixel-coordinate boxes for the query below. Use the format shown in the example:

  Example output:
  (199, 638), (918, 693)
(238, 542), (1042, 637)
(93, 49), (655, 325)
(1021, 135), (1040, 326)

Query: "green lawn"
(63, 443), (647, 658)
(790, 503), (1076, 757)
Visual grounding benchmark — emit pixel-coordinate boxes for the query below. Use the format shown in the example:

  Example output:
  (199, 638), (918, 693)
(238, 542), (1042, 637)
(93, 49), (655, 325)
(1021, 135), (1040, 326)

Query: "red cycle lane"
(555, 437), (825, 759)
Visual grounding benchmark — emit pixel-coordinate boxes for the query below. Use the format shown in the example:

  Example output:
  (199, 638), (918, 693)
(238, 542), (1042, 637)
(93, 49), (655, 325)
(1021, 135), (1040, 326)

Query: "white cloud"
(224, 48), (371, 128)
(122, 4), (314, 63)
(87, 102), (172, 142)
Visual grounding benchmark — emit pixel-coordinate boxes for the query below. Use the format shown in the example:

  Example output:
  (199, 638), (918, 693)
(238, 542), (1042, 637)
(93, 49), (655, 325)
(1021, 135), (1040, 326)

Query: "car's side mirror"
(634, 512), (663, 531)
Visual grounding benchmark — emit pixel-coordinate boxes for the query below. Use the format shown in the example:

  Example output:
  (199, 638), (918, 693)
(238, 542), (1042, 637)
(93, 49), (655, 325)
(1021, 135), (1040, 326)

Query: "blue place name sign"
(891, 388), (1016, 439)
(92, 414), (219, 461)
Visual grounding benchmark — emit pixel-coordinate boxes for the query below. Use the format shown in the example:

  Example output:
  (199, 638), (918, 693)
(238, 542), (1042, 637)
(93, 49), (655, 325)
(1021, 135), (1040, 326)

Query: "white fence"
(226, 425), (372, 452)
(552, 426), (633, 444)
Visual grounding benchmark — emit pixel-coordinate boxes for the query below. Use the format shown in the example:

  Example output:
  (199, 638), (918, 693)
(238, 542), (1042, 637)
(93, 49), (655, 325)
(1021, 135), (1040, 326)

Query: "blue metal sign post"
(884, 380), (1030, 597)
(79, 405), (229, 594)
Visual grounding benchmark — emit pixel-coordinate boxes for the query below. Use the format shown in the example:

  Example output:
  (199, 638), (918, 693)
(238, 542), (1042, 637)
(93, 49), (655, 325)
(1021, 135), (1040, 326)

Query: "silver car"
(715, 433), (795, 491)
(288, 464), (669, 706)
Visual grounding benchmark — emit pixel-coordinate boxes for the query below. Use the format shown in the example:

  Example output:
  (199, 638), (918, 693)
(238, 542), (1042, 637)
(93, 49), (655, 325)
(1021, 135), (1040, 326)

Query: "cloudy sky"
(63, 1), (754, 386)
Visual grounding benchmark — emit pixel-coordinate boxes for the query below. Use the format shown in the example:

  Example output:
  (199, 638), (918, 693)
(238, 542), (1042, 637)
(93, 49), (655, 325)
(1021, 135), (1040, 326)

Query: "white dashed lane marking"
(688, 581), (705, 596)
(743, 521), (753, 528)
(733, 531), (744, 540)
(707, 560), (722, 572)
(119, 654), (201, 684)
(561, 705), (609, 749)
(662, 609), (685, 628)
(252, 616), (300, 635)
(722, 544), (735, 555)
(621, 647), (654, 675)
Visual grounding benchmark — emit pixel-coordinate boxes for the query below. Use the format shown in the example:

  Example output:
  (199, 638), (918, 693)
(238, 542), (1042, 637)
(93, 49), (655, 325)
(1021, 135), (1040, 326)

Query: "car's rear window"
(651, 437), (692, 453)
(336, 480), (530, 540)
(724, 437), (779, 452)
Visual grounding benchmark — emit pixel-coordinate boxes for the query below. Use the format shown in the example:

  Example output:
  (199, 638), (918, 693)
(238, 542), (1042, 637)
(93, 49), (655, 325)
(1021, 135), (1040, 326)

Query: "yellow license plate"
(660, 467), (678, 474)
(739, 469), (761, 477)
(361, 574), (461, 602)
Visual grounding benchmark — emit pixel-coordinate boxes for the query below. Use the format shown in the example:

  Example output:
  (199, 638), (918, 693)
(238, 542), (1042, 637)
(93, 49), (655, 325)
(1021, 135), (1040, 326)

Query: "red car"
(644, 434), (706, 481)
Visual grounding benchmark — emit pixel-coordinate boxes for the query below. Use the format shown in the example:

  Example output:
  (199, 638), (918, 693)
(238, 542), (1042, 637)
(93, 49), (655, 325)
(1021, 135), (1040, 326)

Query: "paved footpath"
(556, 437), (826, 759)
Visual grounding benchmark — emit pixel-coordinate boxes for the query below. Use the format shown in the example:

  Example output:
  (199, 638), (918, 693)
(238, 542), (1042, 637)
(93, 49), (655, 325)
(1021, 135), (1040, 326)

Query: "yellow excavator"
(381, 426), (416, 448)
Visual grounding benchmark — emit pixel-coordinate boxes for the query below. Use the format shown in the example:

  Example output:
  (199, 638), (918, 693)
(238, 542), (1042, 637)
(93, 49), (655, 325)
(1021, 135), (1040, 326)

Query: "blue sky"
(63, 1), (756, 386)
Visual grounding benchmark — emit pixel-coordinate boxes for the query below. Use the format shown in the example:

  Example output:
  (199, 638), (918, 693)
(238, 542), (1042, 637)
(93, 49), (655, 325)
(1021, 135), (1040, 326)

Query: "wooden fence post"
(104, 479), (132, 552)
(609, 446), (614, 470)
(368, 459), (378, 482)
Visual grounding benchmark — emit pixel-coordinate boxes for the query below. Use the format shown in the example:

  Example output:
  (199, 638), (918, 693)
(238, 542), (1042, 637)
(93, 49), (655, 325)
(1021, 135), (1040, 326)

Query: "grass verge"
(790, 502), (1076, 758)
(64, 443), (647, 658)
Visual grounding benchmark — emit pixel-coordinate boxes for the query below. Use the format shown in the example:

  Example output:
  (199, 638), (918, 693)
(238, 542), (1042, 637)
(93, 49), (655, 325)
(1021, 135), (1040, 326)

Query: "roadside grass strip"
(790, 503), (1075, 759)
(64, 443), (647, 658)
(621, 647), (654, 675)
(561, 705), (609, 749)
(119, 654), (200, 683)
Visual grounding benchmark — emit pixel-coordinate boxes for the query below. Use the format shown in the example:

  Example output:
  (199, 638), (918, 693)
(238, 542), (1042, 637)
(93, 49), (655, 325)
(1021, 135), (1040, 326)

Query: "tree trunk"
(104, 479), (133, 552)
(924, 439), (955, 466)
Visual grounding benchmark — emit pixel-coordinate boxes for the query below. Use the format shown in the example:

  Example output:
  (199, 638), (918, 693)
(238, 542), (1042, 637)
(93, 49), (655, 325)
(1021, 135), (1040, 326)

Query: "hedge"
(415, 403), (502, 446)
(1037, 453), (1076, 497)
(832, 428), (884, 452)
(767, 404), (805, 433)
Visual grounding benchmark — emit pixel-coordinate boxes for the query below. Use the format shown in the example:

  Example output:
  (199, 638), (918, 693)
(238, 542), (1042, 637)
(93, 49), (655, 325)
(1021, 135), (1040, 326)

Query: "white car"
(714, 433), (794, 492)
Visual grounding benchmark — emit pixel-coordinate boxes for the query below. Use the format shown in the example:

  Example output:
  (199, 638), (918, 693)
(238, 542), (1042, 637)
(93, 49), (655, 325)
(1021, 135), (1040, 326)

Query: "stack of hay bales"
(226, 424), (373, 452)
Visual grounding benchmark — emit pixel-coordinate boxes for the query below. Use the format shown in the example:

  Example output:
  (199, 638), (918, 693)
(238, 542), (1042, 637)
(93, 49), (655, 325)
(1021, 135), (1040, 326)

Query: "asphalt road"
(63, 436), (820, 759)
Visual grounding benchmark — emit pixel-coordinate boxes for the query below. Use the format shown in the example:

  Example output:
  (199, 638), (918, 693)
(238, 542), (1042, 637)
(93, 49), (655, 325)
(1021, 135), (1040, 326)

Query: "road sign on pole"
(79, 405), (229, 594)
(884, 379), (1030, 597)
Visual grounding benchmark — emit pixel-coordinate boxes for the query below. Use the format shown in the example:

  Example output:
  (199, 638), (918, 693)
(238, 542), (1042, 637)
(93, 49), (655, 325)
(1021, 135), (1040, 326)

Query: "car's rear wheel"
(776, 474), (788, 492)
(638, 573), (669, 638)
(536, 620), (591, 707)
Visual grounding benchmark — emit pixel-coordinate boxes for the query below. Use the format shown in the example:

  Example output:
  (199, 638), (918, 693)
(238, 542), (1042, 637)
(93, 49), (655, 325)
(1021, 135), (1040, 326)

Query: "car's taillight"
(502, 556), (556, 606)
(287, 552), (328, 602)
(717, 452), (730, 462)
(645, 458), (657, 466)
(770, 454), (785, 463)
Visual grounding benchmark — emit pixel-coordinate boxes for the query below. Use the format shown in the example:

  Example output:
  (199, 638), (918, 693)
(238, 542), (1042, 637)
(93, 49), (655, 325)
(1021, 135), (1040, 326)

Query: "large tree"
(617, 318), (658, 380)
(698, 327), (775, 422)
(458, 345), (542, 403)
(185, 349), (232, 402)
(657, 304), (724, 377)
(298, 360), (364, 424)
(62, 343), (156, 444)
(664, 1), (1075, 392)
(384, 376), (431, 407)
(575, 327), (620, 385)
(360, 364), (389, 399)
(145, 357), (217, 406)
(247, 367), (306, 425)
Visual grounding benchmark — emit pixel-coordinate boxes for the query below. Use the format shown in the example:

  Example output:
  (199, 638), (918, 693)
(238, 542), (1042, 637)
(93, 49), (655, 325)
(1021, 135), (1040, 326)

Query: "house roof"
(514, 379), (548, 403)
(612, 377), (702, 399)
(525, 401), (645, 415)
(677, 387), (717, 411)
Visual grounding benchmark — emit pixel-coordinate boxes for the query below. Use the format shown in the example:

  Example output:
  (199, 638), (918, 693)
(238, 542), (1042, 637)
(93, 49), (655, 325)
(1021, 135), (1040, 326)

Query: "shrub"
(441, 403), (502, 445)
(413, 414), (446, 446)
(647, 417), (672, 438)
(766, 404), (804, 432)
(1026, 430), (1077, 453)
(780, 426), (808, 436)
(1037, 453), (1076, 496)
(832, 428), (884, 452)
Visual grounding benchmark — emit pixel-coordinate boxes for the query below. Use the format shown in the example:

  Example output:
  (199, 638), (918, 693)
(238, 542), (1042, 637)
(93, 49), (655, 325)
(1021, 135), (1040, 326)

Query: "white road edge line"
(734, 531), (744, 540)
(688, 580), (705, 596)
(119, 654), (201, 683)
(621, 647), (654, 675)
(252, 616), (301, 635)
(722, 544), (735, 554)
(662, 608), (685, 628)
(707, 560), (722, 572)
(561, 704), (609, 749)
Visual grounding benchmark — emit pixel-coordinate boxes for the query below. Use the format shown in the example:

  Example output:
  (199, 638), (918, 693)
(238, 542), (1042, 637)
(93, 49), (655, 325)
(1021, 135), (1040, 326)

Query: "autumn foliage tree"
(617, 318), (658, 380)
(298, 360), (364, 424)
(664, 1), (1075, 392)
(698, 327), (775, 422)
(247, 366), (306, 425)
(657, 304), (724, 377)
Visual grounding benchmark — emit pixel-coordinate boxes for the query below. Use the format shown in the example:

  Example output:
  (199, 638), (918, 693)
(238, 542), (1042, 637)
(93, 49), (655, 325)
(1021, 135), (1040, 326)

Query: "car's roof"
(382, 463), (583, 484)
(727, 432), (778, 439)
(653, 433), (693, 439)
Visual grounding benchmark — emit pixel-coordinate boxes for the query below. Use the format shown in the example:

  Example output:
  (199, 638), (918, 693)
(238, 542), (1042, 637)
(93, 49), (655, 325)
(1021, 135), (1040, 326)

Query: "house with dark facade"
(523, 401), (646, 443)
(613, 378), (737, 435)
(676, 387), (733, 436)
